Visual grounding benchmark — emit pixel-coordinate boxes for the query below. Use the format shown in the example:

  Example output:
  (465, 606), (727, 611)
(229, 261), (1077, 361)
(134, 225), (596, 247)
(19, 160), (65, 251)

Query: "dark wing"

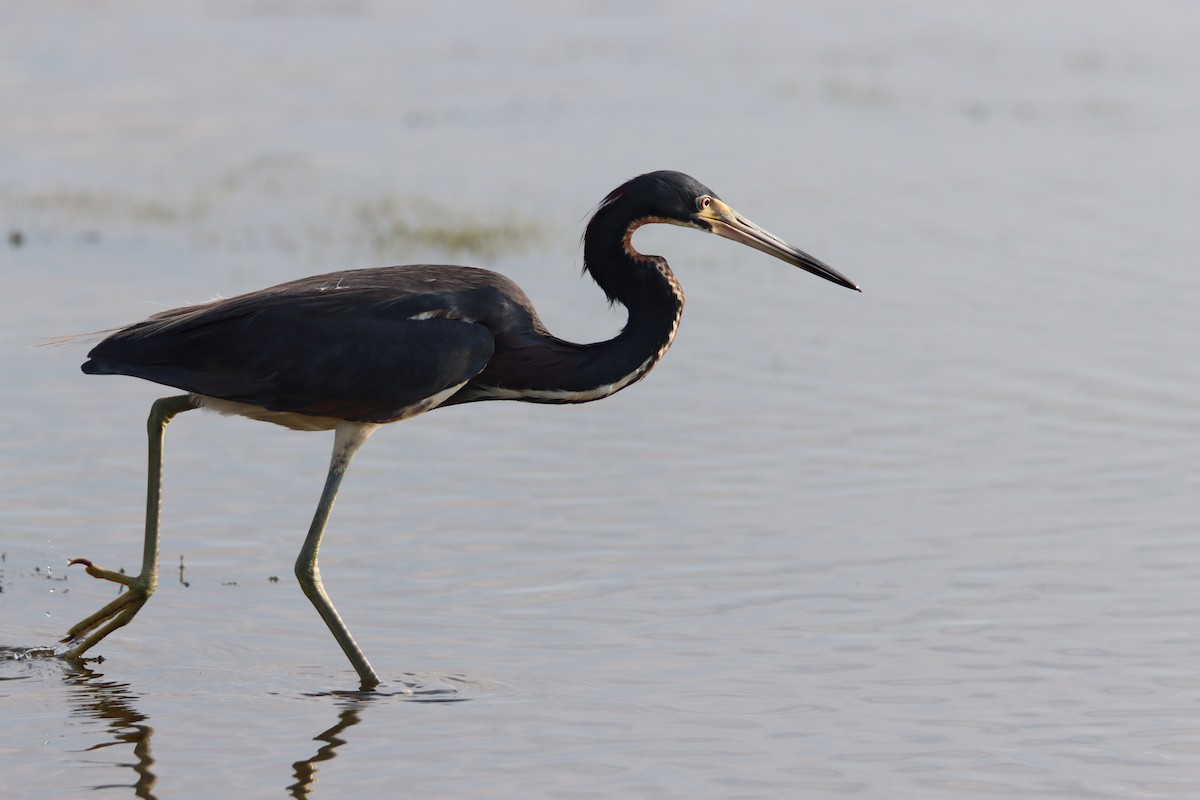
(80, 266), (525, 423)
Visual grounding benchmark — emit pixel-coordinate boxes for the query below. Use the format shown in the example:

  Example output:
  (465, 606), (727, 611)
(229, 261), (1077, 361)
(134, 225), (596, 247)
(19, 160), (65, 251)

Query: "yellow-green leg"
(295, 421), (381, 690)
(61, 394), (196, 656)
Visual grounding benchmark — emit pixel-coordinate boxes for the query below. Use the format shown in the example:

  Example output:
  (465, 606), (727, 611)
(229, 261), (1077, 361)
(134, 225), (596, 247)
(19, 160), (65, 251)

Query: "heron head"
(605, 171), (860, 292)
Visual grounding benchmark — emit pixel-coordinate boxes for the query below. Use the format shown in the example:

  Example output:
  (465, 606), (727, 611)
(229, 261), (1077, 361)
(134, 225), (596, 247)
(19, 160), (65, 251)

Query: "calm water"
(3, 2), (1199, 798)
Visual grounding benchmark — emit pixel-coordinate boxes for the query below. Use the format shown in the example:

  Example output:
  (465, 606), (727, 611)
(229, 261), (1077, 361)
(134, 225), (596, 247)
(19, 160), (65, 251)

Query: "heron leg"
(61, 394), (197, 657)
(296, 421), (381, 690)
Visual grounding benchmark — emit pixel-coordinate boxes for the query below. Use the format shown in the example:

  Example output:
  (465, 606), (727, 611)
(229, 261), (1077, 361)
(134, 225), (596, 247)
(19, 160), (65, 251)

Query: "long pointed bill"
(698, 198), (860, 291)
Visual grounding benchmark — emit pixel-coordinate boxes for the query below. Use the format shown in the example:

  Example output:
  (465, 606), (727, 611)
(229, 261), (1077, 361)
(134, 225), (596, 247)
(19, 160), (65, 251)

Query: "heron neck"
(570, 219), (686, 396)
(461, 215), (685, 405)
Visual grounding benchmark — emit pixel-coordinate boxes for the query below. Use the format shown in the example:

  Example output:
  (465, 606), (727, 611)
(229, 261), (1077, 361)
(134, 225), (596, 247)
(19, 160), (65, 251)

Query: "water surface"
(2, 2), (1198, 798)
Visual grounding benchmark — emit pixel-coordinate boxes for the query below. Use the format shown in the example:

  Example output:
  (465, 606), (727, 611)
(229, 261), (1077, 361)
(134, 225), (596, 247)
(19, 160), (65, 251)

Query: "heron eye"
(697, 195), (712, 210)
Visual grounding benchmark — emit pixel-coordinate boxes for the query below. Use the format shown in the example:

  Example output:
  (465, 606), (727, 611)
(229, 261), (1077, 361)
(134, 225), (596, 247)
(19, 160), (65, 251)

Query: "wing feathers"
(84, 306), (495, 423)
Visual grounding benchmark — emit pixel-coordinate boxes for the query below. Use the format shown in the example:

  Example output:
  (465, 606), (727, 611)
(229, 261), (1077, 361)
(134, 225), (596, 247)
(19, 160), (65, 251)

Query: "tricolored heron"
(62, 170), (858, 689)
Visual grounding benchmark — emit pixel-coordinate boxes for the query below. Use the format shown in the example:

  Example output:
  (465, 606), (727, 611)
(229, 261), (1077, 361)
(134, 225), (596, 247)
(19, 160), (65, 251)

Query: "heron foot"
(58, 558), (153, 658)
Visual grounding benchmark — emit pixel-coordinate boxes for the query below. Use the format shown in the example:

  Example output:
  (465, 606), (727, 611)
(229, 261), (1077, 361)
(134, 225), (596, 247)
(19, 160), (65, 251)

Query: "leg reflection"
(287, 680), (469, 798)
(287, 699), (369, 799)
(62, 664), (157, 800)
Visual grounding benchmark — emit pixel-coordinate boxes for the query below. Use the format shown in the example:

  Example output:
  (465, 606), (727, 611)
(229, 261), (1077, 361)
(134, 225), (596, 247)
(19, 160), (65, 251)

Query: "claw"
(68, 557), (137, 588)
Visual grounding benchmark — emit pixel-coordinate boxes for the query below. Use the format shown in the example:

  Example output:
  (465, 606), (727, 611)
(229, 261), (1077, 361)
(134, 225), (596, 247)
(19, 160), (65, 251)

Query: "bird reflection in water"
(54, 660), (466, 800)
(288, 696), (366, 799)
(289, 682), (465, 798)
(61, 663), (158, 799)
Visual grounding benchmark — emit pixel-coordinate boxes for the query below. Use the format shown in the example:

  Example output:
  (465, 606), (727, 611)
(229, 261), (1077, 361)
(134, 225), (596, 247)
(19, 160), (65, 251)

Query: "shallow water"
(2, 1), (1199, 798)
